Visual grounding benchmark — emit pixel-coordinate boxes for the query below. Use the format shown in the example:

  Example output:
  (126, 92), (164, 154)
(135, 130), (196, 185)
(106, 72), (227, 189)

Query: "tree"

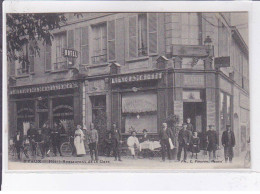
(6, 13), (67, 63)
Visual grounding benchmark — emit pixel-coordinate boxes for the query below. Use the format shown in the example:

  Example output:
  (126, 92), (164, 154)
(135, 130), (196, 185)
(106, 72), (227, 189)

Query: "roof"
(231, 26), (248, 56)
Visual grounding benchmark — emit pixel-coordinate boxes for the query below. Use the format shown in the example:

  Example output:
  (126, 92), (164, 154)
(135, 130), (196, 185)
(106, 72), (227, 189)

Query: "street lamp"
(204, 35), (212, 55)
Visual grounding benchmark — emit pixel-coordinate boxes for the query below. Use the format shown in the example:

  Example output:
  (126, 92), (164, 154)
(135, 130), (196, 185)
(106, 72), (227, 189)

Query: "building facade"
(8, 12), (249, 156)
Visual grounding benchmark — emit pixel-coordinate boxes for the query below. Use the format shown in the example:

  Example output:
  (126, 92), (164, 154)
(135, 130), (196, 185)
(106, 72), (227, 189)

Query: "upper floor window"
(128, 13), (158, 59)
(92, 23), (107, 64)
(16, 43), (34, 76)
(138, 14), (148, 57)
(180, 13), (200, 45)
(54, 32), (67, 71)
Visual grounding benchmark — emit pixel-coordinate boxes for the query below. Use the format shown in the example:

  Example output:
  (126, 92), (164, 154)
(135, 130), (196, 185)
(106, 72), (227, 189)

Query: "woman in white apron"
(74, 125), (86, 156)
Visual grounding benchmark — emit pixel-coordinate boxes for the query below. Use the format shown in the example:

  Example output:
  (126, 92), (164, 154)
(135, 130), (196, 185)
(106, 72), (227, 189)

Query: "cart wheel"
(60, 142), (73, 157)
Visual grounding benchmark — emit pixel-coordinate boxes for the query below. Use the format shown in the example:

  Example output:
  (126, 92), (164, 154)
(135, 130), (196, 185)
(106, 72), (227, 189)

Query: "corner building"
(8, 13), (249, 157)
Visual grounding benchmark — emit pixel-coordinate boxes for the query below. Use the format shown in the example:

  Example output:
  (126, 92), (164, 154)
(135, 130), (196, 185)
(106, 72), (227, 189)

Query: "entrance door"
(183, 102), (206, 132)
(38, 112), (48, 128)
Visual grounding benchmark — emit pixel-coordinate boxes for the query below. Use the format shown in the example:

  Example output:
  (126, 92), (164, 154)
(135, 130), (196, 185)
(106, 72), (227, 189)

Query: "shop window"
(54, 32), (67, 70)
(121, 92), (157, 133)
(16, 100), (35, 135)
(53, 96), (74, 133)
(92, 23), (107, 64)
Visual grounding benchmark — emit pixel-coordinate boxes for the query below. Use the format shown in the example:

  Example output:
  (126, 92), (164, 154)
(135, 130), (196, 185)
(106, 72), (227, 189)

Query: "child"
(191, 132), (200, 159)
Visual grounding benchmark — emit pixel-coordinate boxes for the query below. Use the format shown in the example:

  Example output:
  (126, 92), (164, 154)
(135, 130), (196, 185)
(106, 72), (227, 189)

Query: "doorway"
(183, 102), (206, 132)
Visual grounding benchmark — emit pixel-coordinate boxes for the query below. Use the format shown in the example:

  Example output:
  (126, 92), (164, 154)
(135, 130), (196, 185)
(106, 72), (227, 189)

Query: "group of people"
(12, 122), (64, 160)
(158, 117), (236, 163)
(12, 118), (236, 163)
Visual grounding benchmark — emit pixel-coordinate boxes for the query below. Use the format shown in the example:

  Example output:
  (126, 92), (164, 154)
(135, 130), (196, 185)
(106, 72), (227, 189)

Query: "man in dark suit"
(111, 123), (122, 161)
(159, 122), (173, 161)
(186, 118), (194, 132)
(27, 122), (37, 157)
(221, 125), (236, 163)
(206, 125), (219, 162)
(42, 122), (51, 157)
(177, 123), (192, 162)
(13, 130), (23, 160)
(51, 122), (62, 156)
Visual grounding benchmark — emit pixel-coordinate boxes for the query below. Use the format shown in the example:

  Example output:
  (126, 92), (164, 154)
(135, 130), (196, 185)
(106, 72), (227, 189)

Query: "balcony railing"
(138, 47), (148, 57)
(17, 68), (29, 76)
(91, 53), (107, 64)
(53, 61), (68, 71)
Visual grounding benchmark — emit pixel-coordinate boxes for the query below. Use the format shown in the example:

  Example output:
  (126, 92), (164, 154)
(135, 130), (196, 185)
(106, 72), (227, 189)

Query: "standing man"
(88, 123), (99, 161)
(42, 122), (51, 157)
(13, 130), (23, 160)
(206, 125), (219, 162)
(159, 122), (173, 162)
(51, 122), (62, 157)
(34, 129), (45, 159)
(104, 129), (112, 157)
(222, 125), (236, 163)
(186, 118), (194, 132)
(111, 123), (122, 161)
(27, 122), (37, 157)
(177, 123), (192, 162)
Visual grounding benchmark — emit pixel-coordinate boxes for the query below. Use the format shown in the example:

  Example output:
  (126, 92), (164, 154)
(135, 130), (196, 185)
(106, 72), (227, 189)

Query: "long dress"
(74, 129), (86, 155)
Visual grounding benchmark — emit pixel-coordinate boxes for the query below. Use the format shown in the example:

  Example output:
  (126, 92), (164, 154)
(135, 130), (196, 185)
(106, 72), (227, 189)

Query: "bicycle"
(60, 135), (74, 157)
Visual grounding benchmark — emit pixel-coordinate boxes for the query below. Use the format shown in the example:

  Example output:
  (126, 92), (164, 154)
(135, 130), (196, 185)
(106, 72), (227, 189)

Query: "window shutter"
(68, 30), (74, 49)
(108, 20), (116, 61)
(29, 42), (35, 73)
(75, 28), (81, 66)
(81, 26), (89, 65)
(129, 15), (138, 58)
(148, 13), (158, 55)
(45, 44), (51, 71)
(68, 30), (74, 66)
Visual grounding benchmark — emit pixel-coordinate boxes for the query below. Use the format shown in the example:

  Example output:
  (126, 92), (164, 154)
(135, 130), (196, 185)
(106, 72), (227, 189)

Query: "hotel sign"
(10, 82), (78, 95)
(111, 72), (163, 84)
(63, 49), (78, 58)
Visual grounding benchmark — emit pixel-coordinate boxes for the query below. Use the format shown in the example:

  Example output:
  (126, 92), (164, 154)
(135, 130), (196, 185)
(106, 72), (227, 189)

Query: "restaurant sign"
(10, 82), (78, 95)
(111, 72), (162, 84)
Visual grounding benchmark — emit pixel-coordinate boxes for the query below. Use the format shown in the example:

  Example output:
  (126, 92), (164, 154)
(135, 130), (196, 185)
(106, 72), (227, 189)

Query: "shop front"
(110, 71), (169, 139)
(8, 81), (81, 139)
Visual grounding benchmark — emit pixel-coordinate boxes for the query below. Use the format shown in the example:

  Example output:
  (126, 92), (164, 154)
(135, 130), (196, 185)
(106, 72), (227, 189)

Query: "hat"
(143, 129), (148, 133)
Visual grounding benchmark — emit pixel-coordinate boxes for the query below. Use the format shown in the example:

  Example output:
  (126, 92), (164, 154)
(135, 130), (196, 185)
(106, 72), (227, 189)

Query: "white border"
(2, 0), (260, 190)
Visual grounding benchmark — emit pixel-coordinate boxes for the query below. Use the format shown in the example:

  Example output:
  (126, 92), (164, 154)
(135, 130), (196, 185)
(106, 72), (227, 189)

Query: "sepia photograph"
(5, 11), (250, 171)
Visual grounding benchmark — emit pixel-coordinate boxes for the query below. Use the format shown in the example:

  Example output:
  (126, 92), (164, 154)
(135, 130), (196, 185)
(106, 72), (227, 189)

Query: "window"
(81, 27), (89, 65)
(219, 22), (229, 57)
(16, 43), (34, 76)
(138, 14), (148, 56)
(92, 23), (107, 64)
(45, 44), (51, 71)
(54, 32), (67, 70)
(181, 13), (199, 45)
(128, 13), (158, 58)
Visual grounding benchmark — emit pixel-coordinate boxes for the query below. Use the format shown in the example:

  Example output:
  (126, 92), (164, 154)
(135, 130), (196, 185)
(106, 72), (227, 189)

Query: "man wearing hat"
(177, 123), (192, 162)
(111, 123), (122, 161)
(221, 125), (236, 163)
(206, 125), (219, 162)
(159, 122), (174, 161)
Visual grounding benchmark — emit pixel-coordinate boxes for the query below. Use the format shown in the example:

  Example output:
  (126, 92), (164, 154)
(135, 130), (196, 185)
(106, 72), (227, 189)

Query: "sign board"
(171, 45), (208, 57)
(214, 56), (230, 68)
(63, 49), (78, 58)
(111, 72), (162, 84)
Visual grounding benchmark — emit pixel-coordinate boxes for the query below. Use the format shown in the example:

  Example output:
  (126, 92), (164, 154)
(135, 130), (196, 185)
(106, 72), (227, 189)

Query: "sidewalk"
(8, 150), (248, 171)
